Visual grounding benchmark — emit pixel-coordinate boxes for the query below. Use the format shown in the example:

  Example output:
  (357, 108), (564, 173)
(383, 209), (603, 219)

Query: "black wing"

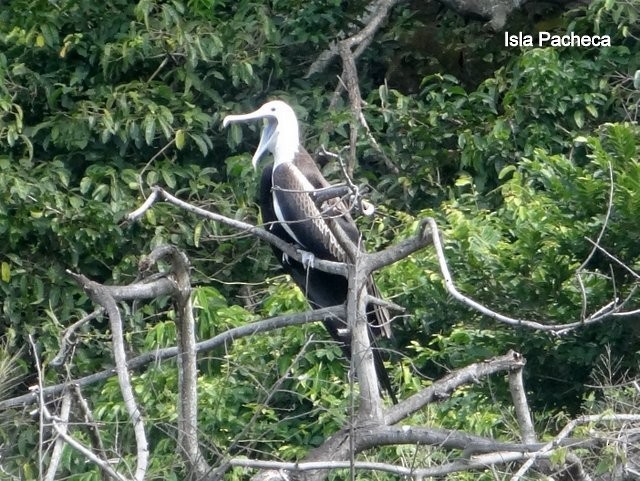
(259, 161), (396, 403)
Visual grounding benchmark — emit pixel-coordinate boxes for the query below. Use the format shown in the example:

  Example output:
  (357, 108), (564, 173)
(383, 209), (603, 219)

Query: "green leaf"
(161, 169), (176, 189)
(190, 134), (209, 156)
(144, 115), (156, 145)
(146, 170), (159, 186)
(455, 174), (472, 186)
(229, 123), (242, 147)
(194, 222), (202, 248)
(1, 262), (10, 282)
(633, 69), (640, 90)
(498, 165), (517, 179)
(175, 129), (185, 150)
(145, 208), (156, 225)
(40, 23), (58, 47)
(80, 177), (93, 195)
(573, 110), (584, 129)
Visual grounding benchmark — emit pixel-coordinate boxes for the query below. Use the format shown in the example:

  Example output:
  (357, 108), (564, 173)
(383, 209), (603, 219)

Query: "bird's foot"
(298, 250), (315, 269)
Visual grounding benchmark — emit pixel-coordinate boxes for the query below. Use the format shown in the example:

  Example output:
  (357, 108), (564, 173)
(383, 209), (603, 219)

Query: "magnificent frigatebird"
(223, 100), (396, 402)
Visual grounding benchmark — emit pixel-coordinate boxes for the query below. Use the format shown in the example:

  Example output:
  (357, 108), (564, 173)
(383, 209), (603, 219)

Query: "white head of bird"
(223, 100), (300, 169)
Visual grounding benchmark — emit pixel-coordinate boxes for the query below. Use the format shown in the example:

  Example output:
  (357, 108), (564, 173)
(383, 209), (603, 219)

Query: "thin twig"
(584, 237), (640, 280)
(51, 308), (104, 367)
(71, 384), (107, 461)
(28, 335), (45, 481)
(426, 218), (628, 332)
(510, 414), (640, 481)
(575, 162), (616, 318)
(44, 390), (72, 481)
(577, 162), (615, 271)
(29, 336), (130, 481)
(137, 137), (177, 198)
(42, 403), (130, 481)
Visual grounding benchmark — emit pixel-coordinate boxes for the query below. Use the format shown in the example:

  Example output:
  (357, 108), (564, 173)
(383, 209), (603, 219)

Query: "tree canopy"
(1, 0), (640, 479)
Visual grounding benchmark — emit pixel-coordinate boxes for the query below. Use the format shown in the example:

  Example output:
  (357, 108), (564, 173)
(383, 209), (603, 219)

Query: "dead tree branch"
(508, 360), (537, 445)
(305, 0), (403, 79)
(14, 180), (635, 481)
(29, 335), (130, 481)
(143, 245), (211, 479)
(127, 186), (348, 278)
(229, 446), (593, 480)
(67, 271), (149, 481)
(348, 256), (383, 422)
(386, 350), (524, 424)
(426, 217), (632, 332)
(0, 306), (344, 411)
(293, 352), (525, 481)
(238, 351), (591, 481)
(576, 162), (616, 319)
(43, 390), (72, 481)
(50, 308), (104, 367)
(306, 0), (402, 175)
(511, 414), (640, 481)
(71, 384), (108, 464)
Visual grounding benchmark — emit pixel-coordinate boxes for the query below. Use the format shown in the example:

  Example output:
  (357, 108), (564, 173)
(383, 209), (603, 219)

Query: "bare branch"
(355, 424), (587, 454)
(71, 384), (108, 462)
(232, 458), (419, 477)
(43, 390), (72, 481)
(349, 259), (383, 422)
(296, 351), (534, 481)
(584, 236), (640, 281)
(306, 0), (403, 78)
(29, 335), (46, 480)
(29, 336), (130, 481)
(127, 187), (160, 220)
(67, 274), (149, 481)
(66, 269), (176, 301)
(508, 362), (537, 444)
(317, 147), (377, 214)
(145, 245), (211, 479)
(0, 306), (344, 410)
(426, 217), (629, 332)
(308, 0), (402, 175)
(510, 414), (640, 481)
(127, 186), (348, 277)
(338, 42), (362, 174)
(231, 439), (589, 479)
(42, 402), (131, 481)
(576, 162), (616, 319)
(385, 350), (525, 425)
(362, 217), (434, 275)
(51, 308), (104, 367)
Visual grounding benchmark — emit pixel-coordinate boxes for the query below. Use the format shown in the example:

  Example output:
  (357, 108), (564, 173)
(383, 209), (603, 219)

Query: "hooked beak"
(223, 107), (277, 169)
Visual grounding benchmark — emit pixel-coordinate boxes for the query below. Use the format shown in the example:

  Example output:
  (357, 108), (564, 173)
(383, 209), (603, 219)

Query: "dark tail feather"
(373, 344), (397, 404)
(367, 281), (397, 404)
(326, 322), (398, 404)
(366, 279), (392, 339)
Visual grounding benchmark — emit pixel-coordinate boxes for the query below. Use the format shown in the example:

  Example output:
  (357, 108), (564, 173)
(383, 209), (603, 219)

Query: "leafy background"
(1, 0), (639, 478)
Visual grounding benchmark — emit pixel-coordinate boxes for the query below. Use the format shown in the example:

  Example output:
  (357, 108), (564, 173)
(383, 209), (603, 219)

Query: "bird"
(223, 100), (396, 403)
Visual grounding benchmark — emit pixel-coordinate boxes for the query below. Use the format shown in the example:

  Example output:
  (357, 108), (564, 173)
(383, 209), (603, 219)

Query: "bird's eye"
(270, 107), (276, 112)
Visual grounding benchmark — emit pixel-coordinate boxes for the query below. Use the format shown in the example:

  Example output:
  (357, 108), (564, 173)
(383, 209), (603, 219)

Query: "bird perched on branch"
(223, 100), (396, 403)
